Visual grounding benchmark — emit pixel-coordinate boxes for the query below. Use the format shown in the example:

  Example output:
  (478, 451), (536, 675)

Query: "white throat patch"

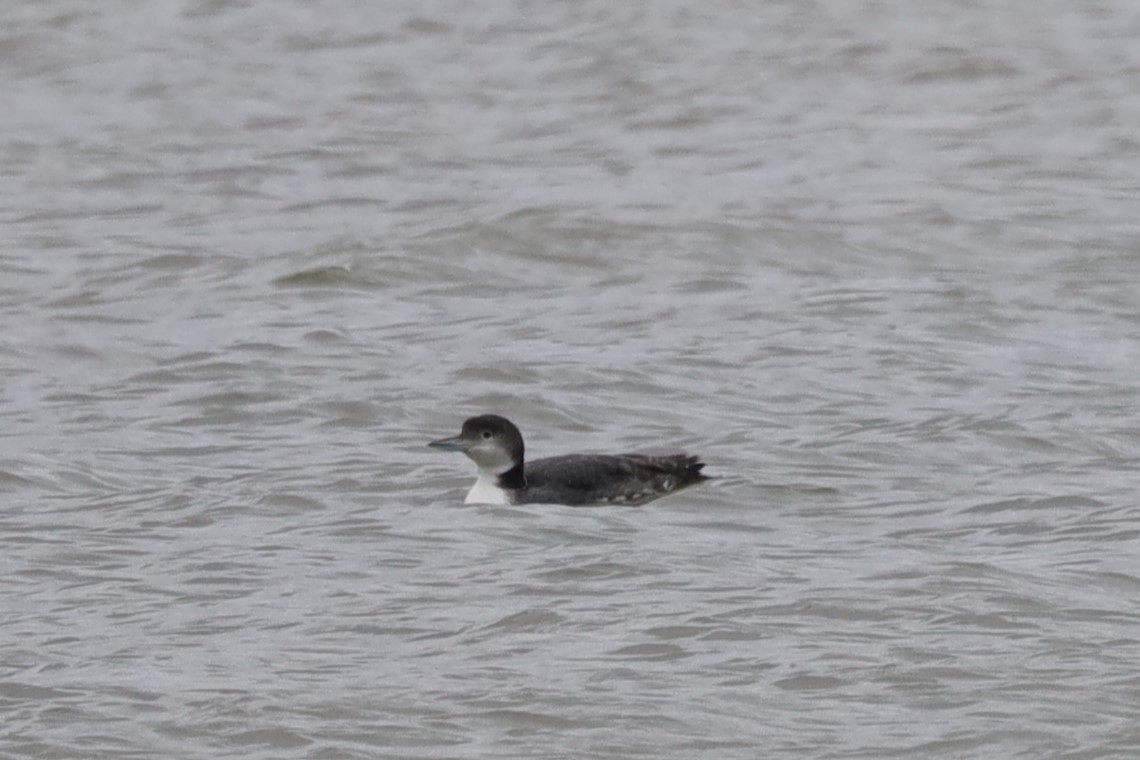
(465, 469), (511, 505)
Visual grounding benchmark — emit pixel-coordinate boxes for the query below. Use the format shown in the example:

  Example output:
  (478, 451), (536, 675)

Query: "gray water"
(3, 1), (1140, 758)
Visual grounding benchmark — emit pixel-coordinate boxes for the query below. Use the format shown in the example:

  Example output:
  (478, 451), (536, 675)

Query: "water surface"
(3, 2), (1140, 758)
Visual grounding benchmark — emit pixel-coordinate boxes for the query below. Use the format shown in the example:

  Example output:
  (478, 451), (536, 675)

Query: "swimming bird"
(428, 414), (708, 506)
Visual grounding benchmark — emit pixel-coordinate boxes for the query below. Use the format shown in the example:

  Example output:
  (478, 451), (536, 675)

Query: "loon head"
(428, 414), (525, 477)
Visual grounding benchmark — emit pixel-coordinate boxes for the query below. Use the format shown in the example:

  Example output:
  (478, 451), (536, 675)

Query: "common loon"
(428, 414), (709, 506)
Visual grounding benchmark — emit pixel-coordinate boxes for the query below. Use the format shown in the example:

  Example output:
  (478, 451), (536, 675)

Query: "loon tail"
(631, 453), (709, 488)
(676, 454), (710, 486)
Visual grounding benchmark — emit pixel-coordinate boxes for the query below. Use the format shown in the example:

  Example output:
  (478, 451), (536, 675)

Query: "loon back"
(522, 453), (708, 506)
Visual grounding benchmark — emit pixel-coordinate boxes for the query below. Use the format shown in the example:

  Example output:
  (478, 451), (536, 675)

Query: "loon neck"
(497, 462), (526, 490)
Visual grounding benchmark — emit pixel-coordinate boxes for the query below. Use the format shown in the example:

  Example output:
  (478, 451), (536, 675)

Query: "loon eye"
(481, 430), (492, 440)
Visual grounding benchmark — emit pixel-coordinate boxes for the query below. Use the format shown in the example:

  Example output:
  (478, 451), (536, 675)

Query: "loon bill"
(428, 414), (709, 506)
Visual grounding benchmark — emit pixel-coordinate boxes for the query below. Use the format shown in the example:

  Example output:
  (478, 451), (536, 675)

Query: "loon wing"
(523, 453), (707, 506)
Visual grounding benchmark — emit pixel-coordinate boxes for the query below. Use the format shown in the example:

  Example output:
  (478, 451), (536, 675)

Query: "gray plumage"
(520, 453), (707, 506)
